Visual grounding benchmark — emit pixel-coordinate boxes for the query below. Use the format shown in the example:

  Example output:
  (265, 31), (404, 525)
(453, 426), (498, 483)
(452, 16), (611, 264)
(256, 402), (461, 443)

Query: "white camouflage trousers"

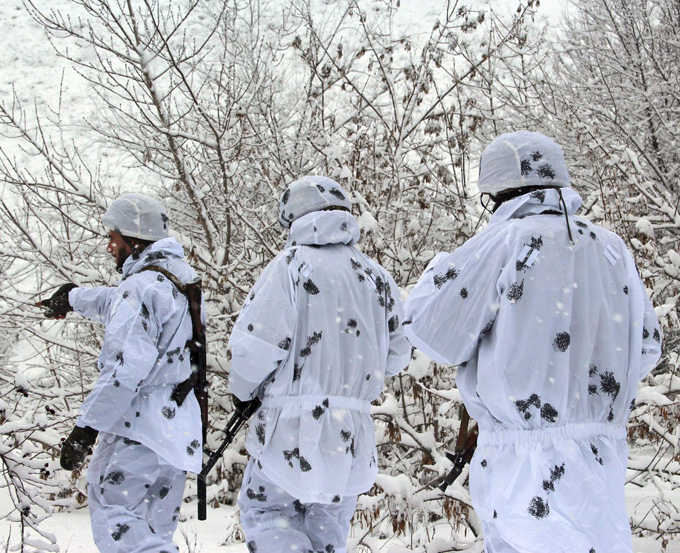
(239, 460), (357, 553)
(86, 433), (186, 553)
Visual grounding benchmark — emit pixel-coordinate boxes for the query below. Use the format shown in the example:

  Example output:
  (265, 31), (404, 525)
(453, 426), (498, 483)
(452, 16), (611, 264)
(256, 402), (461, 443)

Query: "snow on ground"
(1, 484), (674, 552)
(35, 502), (249, 553)
(18, 497), (679, 552)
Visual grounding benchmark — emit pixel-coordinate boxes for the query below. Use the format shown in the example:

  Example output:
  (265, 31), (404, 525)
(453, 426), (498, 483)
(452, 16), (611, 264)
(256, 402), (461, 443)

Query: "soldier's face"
(106, 230), (133, 271)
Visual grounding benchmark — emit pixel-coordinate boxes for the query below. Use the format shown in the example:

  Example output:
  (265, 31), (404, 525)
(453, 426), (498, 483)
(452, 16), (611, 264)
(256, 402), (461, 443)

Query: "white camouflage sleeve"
(229, 254), (297, 400)
(384, 270), (413, 377)
(638, 280), (662, 379)
(76, 283), (163, 431)
(404, 230), (508, 365)
(69, 286), (118, 324)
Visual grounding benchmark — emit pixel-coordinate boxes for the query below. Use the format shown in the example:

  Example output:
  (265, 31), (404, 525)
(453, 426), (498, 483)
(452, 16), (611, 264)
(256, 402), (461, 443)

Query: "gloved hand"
(232, 395), (261, 418)
(38, 283), (78, 319)
(60, 424), (98, 471)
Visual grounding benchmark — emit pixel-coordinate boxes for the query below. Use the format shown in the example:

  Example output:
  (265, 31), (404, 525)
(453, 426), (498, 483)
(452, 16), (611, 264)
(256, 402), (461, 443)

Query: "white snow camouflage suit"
(69, 237), (202, 553)
(229, 207), (412, 553)
(404, 188), (662, 553)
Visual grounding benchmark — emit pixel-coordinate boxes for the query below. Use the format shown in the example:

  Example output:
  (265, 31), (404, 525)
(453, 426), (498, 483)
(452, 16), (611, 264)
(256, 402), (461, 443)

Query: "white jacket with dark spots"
(229, 210), (412, 503)
(404, 188), (662, 552)
(69, 237), (202, 473)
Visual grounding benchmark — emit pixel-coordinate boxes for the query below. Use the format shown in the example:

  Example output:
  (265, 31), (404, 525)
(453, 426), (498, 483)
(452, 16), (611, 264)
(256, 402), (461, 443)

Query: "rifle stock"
(200, 398), (261, 481)
(439, 406), (479, 492)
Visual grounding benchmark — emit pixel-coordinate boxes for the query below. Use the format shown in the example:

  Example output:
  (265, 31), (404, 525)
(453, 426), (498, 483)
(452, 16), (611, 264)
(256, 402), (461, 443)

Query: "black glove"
(60, 424), (98, 471)
(40, 283), (78, 319)
(232, 395), (261, 418)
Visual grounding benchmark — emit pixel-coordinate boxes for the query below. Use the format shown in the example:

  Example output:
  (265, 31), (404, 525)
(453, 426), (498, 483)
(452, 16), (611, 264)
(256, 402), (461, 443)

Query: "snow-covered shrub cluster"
(0, 0), (677, 550)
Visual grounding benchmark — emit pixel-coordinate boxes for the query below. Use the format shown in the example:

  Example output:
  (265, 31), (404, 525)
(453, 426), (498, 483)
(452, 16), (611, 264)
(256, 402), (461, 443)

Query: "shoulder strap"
(140, 265), (189, 295)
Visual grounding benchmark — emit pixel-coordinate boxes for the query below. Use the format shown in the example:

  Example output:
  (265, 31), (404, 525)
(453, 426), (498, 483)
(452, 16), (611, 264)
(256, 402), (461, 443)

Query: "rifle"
(140, 267), (209, 520)
(199, 397), (261, 481)
(439, 405), (479, 492)
(184, 280), (208, 521)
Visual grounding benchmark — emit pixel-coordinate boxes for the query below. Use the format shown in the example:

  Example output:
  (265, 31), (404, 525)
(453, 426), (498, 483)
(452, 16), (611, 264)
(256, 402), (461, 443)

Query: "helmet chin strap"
(480, 193), (494, 215)
(556, 187), (575, 245)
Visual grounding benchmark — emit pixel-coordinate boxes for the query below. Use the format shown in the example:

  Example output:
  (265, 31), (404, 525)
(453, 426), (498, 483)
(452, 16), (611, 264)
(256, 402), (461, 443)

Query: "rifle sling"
(140, 265), (189, 294)
(455, 405), (470, 454)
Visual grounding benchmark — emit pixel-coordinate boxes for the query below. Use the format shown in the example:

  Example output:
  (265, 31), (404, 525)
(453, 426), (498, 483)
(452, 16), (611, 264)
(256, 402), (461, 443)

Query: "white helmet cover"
(102, 193), (170, 241)
(278, 175), (352, 228)
(478, 131), (570, 196)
